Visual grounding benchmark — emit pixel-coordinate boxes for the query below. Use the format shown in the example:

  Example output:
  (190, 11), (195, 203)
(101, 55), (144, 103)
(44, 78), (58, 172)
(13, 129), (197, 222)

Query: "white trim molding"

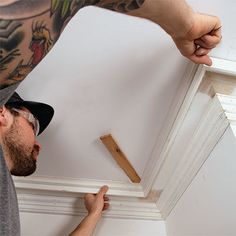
(14, 175), (144, 197)
(155, 94), (230, 218)
(145, 58), (236, 218)
(15, 176), (162, 220)
(16, 188), (162, 220)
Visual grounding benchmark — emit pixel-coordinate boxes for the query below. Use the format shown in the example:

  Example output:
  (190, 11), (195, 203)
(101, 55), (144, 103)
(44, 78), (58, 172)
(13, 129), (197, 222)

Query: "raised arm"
(0, 0), (221, 90)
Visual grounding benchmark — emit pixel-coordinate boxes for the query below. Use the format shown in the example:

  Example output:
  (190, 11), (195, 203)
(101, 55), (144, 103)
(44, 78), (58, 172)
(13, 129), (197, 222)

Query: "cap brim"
(6, 101), (54, 135)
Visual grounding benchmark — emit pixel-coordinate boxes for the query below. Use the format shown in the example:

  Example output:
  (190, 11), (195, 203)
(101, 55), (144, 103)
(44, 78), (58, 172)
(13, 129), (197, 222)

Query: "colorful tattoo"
(51, 0), (73, 18)
(0, 0), (145, 88)
(73, 0), (145, 13)
(0, 20), (23, 72)
(0, 48), (20, 72)
(50, 0), (145, 36)
(7, 59), (32, 84)
(29, 22), (53, 67)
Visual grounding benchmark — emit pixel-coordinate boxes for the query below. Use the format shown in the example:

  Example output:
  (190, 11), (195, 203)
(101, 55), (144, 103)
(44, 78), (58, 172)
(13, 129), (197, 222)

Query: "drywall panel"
(165, 127), (236, 236)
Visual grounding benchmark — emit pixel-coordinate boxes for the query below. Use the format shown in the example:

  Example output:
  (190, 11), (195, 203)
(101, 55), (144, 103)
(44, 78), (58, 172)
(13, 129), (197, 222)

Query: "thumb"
(97, 185), (109, 198)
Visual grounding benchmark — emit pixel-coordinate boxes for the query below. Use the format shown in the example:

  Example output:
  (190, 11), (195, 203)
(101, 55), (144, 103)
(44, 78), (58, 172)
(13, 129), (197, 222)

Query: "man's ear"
(0, 106), (9, 126)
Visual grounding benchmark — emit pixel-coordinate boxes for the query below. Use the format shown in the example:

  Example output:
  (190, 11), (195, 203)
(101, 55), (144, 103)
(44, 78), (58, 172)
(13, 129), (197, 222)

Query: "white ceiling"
(16, 0), (236, 184)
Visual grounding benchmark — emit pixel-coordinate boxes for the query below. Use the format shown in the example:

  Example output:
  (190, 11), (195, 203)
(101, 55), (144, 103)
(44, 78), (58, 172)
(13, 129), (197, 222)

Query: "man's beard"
(3, 118), (37, 176)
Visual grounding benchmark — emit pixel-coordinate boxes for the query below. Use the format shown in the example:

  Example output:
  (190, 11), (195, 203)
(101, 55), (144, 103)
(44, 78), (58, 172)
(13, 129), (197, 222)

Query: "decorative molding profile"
(218, 94), (236, 137)
(156, 94), (230, 218)
(14, 58), (236, 220)
(150, 58), (236, 218)
(141, 62), (200, 196)
(14, 175), (144, 197)
(15, 176), (162, 220)
(17, 189), (162, 220)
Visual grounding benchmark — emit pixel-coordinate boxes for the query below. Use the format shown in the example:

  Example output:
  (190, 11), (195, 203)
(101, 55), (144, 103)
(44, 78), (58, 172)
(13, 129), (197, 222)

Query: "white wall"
(165, 127), (236, 236)
(20, 212), (166, 236)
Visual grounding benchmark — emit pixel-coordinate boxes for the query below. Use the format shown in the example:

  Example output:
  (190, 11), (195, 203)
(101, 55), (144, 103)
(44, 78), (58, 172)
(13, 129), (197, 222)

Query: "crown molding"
(147, 58), (236, 218)
(16, 188), (162, 220)
(141, 62), (200, 196)
(14, 176), (162, 220)
(142, 58), (236, 197)
(207, 57), (236, 76)
(14, 175), (144, 197)
(156, 94), (231, 218)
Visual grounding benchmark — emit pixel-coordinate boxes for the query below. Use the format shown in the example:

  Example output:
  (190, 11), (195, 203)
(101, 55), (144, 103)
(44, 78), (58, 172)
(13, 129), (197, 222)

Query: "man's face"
(3, 112), (41, 176)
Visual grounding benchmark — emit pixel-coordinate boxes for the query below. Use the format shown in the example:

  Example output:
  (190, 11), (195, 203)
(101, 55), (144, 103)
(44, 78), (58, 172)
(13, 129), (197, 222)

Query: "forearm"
(69, 213), (101, 236)
(127, 0), (193, 37)
(0, 0), (221, 90)
(89, 0), (193, 37)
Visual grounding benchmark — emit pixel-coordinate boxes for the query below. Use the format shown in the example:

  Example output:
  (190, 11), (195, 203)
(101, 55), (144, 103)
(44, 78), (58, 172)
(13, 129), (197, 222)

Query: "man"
(0, 0), (221, 105)
(0, 92), (54, 235)
(0, 92), (109, 235)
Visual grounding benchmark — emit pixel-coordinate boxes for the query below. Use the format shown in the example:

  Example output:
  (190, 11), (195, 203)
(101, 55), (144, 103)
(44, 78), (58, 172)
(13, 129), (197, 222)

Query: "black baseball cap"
(5, 92), (54, 135)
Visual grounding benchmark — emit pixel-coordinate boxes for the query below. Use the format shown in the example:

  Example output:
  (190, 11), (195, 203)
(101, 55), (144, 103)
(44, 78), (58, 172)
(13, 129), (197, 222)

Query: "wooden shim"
(100, 134), (141, 183)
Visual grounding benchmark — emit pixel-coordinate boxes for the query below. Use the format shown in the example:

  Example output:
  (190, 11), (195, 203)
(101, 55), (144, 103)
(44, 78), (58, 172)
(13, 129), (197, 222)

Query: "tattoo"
(7, 59), (32, 85)
(51, 0), (74, 37)
(29, 22), (53, 66)
(50, 0), (145, 35)
(0, 0), (145, 89)
(0, 1), (49, 20)
(75, 0), (145, 13)
(0, 20), (22, 39)
(0, 20), (23, 73)
(0, 49), (20, 72)
(0, 19), (53, 88)
(51, 0), (73, 18)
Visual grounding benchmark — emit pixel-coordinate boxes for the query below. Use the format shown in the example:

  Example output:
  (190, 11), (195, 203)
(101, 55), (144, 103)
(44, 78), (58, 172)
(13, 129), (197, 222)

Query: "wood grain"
(100, 134), (141, 183)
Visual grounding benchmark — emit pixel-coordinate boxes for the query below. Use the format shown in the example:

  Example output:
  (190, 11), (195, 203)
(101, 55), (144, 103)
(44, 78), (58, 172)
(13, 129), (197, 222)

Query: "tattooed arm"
(0, 0), (221, 91)
(94, 0), (221, 65)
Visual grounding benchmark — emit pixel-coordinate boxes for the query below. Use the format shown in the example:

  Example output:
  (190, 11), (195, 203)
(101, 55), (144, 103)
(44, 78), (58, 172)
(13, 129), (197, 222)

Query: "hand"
(84, 185), (110, 218)
(172, 12), (222, 66)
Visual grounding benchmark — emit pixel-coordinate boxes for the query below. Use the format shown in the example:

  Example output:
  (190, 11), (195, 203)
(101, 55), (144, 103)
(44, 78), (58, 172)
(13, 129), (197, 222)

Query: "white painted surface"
(166, 127), (236, 236)
(17, 6), (187, 181)
(20, 212), (166, 236)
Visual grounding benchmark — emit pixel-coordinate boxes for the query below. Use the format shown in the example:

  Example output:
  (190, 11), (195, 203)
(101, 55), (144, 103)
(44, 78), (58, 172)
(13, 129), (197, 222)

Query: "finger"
(195, 39), (216, 49)
(201, 33), (222, 45)
(189, 54), (212, 66)
(195, 47), (211, 56)
(195, 34), (221, 49)
(104, 196), (109, 201)
(97, 185), (109, 199)
(103, 203), (110, 211)
(209, 25), (222, 37)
